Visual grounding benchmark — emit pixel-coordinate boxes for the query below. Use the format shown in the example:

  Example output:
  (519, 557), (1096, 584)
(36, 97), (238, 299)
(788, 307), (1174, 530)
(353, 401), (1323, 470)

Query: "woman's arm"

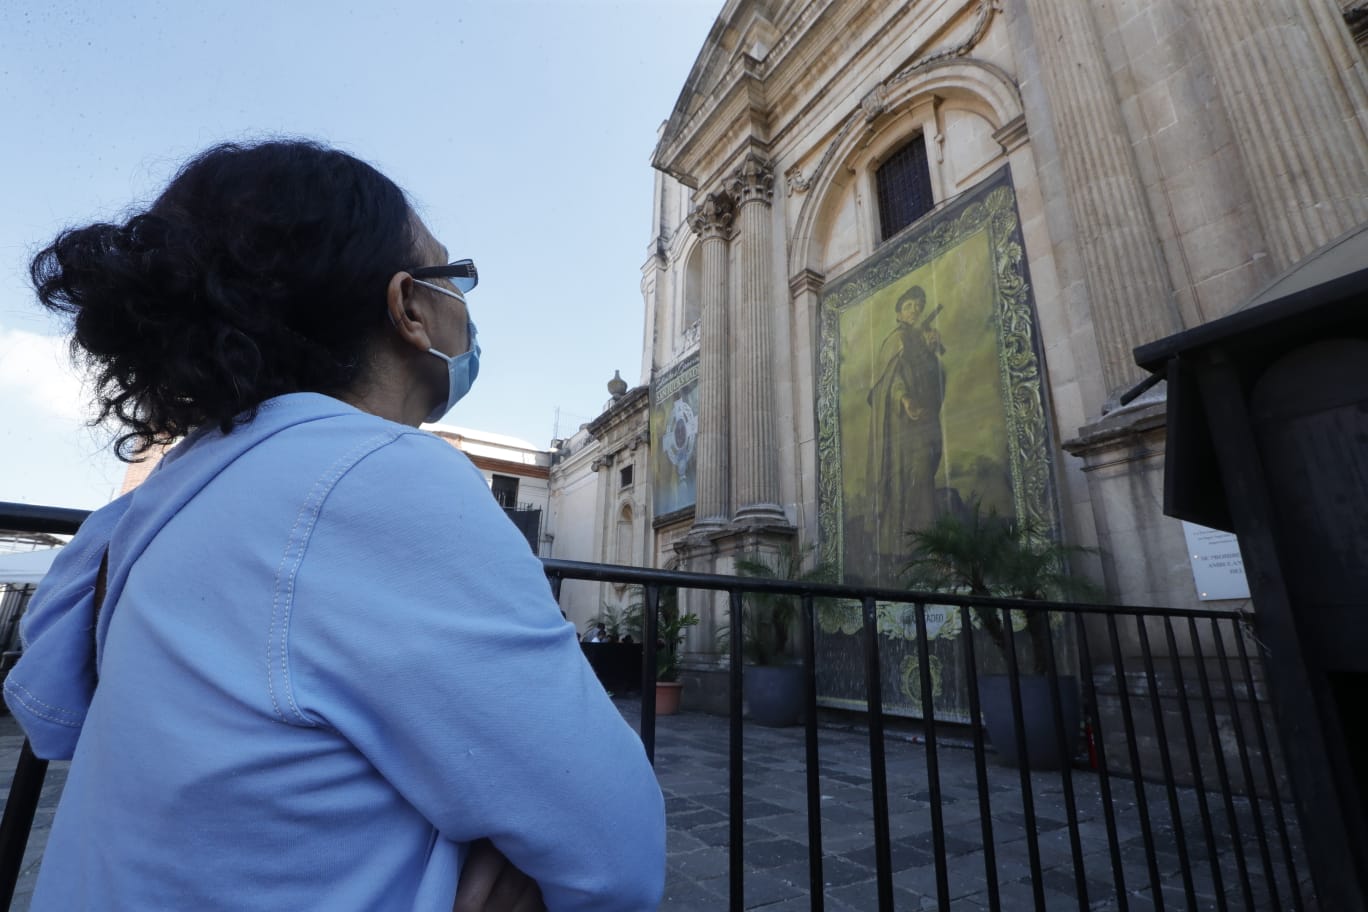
(284, 431), (665, 912)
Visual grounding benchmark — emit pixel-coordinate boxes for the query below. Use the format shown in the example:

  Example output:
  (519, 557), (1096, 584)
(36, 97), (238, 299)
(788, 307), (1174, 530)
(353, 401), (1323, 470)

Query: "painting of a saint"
(815, 169), (1069, 721)
(867, 284), (948, 573)
(832, 225), (1013, 587)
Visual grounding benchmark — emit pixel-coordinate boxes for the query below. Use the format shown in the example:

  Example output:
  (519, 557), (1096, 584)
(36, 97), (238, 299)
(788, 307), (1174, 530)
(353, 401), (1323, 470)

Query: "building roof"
(421, 424), (545, 453)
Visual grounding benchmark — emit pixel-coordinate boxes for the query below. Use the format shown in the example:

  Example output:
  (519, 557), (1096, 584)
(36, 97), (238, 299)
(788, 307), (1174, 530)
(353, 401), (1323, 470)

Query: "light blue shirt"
(6, 393), (665, 911)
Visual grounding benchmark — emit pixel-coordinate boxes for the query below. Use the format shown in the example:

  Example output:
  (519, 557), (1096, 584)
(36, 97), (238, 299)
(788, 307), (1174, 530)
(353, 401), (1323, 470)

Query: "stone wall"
(635, 0), (1368, 663)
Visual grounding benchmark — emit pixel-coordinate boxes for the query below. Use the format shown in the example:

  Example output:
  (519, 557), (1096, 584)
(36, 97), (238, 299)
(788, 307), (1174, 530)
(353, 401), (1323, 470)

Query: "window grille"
(490, 474), (520, 509)
(876, 136), (935, 241)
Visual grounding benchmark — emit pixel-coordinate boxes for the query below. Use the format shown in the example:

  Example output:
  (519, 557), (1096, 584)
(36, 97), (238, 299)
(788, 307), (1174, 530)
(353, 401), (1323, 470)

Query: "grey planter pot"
(978, 674), (1080, 769)
(744, 664), (805, 727)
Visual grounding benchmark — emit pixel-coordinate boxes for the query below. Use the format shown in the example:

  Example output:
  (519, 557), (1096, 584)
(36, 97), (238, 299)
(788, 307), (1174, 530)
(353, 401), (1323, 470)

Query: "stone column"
(727, 153), (786, 524)
(688, 192), (735, 531)
(1191, 0), (1368, 269)
(1021, 0), (1181, 396)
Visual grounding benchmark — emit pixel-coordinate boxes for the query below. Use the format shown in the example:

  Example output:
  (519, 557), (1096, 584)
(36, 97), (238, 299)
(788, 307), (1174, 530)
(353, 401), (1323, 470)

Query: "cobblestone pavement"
(0, 705), (1312, 911)
(622, 700), (1312, 911)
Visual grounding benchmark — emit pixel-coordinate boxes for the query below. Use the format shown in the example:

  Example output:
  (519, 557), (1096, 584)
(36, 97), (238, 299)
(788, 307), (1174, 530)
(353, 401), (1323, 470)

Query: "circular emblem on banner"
(662, 399), (698, 480)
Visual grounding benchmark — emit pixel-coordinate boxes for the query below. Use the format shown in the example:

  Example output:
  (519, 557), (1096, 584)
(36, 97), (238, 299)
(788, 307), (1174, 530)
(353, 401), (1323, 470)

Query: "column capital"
(688, 192), (736, 241)
(727, 152), (774, 206)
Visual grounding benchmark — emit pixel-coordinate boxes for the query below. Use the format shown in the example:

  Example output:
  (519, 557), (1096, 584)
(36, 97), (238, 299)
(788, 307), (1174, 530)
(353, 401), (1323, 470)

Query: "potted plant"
(584, 601), (642, 643)
(648, 587), (698, 715)
(582, 602), (644, 694)
(904, 499), (1101, 768)
(729, 544), (837, 726)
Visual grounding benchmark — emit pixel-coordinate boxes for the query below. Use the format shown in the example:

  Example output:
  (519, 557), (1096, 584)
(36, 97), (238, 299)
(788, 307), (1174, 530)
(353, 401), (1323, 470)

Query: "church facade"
(556, 0), (1368, 709)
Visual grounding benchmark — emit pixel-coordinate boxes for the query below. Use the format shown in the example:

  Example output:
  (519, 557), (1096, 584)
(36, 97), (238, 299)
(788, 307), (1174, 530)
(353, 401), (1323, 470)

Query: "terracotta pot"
(655, 681), (683, 716)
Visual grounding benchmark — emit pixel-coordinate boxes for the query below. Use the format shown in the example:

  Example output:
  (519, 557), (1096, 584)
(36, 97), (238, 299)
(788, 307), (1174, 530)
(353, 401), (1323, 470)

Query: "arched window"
(615, 504), (634, 566)
(876, 135), (935, 241)
(682, 243), (703, 331)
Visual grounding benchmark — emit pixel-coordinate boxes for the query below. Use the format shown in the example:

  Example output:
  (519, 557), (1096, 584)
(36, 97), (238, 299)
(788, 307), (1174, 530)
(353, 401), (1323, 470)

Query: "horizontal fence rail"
(0, 503), (1313, 911)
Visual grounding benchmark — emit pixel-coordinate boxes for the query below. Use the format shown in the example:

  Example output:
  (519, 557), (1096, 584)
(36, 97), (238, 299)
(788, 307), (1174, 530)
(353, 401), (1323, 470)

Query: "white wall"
(545, 429), (602, 631)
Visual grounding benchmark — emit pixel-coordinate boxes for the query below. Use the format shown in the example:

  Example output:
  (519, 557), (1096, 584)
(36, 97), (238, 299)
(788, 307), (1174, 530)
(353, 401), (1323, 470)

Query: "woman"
(5, 140), (665, 911)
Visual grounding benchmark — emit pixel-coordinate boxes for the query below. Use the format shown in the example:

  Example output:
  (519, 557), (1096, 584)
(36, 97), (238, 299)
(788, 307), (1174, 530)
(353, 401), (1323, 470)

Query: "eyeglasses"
(407, 258), (478, 294)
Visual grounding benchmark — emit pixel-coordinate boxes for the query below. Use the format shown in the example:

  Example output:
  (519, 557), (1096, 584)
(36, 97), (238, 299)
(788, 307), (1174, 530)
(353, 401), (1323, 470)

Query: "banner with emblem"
(650, 355), (700, 519)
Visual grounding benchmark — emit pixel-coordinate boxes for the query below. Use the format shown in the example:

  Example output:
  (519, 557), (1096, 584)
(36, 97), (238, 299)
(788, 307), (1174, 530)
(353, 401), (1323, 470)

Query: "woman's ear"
(385, 271), (432, 352)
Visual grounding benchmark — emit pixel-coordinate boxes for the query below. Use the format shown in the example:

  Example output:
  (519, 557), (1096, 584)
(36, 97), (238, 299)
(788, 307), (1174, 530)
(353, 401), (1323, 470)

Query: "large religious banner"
(650, 355), (700, 519)
(814, 167), (1072, 722)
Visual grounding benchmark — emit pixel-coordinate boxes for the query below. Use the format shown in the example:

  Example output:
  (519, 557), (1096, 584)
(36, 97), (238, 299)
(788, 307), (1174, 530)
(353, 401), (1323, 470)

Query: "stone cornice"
(585, 385), (650, 442)
(766, 1), (1001, 161)
(590, 429), (650, 472)
(788, 267), (826, 297)
(652, 0), (780, 181)
(1061, 401), (1167, 458)
(655, 71), (772, 190)
(653, 1), (997, 192)
(993, 113), (1029, 154)
(652, 505), (696, 531)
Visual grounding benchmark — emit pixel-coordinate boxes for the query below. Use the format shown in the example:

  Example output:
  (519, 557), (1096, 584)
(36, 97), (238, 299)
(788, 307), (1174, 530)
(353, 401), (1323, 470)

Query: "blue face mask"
(412, 279), (481, 424)
(424, 319), (480, 423)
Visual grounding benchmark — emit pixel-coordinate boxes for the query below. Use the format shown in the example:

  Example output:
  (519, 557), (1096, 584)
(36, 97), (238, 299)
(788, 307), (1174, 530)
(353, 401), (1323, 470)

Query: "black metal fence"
(0, 502), (1312, 911)
(543, 559), (1311, 912)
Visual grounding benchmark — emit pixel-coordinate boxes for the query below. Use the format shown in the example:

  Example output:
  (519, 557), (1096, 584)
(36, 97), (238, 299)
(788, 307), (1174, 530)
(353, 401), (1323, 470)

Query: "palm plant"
(728, 543), (839, 666)
(628, 587), (698, 682)
(903, 499), (1101, 675)
(586, 601), (643, 642)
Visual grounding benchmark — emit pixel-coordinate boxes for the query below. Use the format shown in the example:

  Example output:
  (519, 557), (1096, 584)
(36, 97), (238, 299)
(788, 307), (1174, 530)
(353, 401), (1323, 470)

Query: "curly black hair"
(31, 140), (418, 460)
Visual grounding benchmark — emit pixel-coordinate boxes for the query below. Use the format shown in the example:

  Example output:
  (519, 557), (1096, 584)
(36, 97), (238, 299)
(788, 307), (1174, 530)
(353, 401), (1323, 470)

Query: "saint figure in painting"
(867, 284), (946, 581)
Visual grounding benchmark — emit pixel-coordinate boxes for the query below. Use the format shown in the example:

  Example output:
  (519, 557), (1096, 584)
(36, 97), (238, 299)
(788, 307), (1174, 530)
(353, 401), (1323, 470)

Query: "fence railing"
(0, 502), (1313, 911)
(543, 559), (1310, 912)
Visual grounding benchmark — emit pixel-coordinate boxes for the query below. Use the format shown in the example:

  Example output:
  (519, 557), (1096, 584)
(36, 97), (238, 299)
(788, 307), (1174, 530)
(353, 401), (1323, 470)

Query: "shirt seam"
(267, 429), (411, 727)
(3, 679), (85, 727)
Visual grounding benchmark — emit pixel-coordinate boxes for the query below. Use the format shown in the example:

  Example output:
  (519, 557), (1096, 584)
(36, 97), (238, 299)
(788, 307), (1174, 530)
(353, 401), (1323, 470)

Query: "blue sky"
(0, 0), (720, 509)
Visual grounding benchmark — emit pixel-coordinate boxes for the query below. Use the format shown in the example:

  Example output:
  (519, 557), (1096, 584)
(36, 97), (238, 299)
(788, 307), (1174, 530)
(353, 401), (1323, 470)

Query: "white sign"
(1182, 521), (1251, 601)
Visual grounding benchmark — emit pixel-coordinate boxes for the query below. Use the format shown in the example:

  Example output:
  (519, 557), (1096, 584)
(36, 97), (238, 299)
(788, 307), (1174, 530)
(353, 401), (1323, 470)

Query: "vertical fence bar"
(1039, 608), (1089, 911)
(728, 589), (745, 912)
(1106, 613), (1165, 910)
(912, 602), (949, 910)
(1001, 606), (1046, 912)
(547, 571), (563, 603)
(0, 743), (47, 912)
(1189, 617), (1255, 910)
(859, 596), (894, 911)
(1074, 614), (1128, 911)
(1162, 617), (1228, 912)
(959, 606), (999, 911)
(1232, 618), (1304, 912)
(800, 593), (825, 912)
(1136, 615), (1198, 908)
(641, 584), (660, 766)
(1211, 617), (1281, 912)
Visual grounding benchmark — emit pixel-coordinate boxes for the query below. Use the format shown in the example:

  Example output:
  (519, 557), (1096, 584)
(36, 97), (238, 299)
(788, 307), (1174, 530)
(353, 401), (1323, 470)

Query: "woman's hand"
(453, 839), (547, 912)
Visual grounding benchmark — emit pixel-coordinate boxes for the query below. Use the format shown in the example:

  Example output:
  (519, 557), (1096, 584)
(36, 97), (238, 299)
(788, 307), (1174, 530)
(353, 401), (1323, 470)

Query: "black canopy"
(1132, 224), (1368, 531)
